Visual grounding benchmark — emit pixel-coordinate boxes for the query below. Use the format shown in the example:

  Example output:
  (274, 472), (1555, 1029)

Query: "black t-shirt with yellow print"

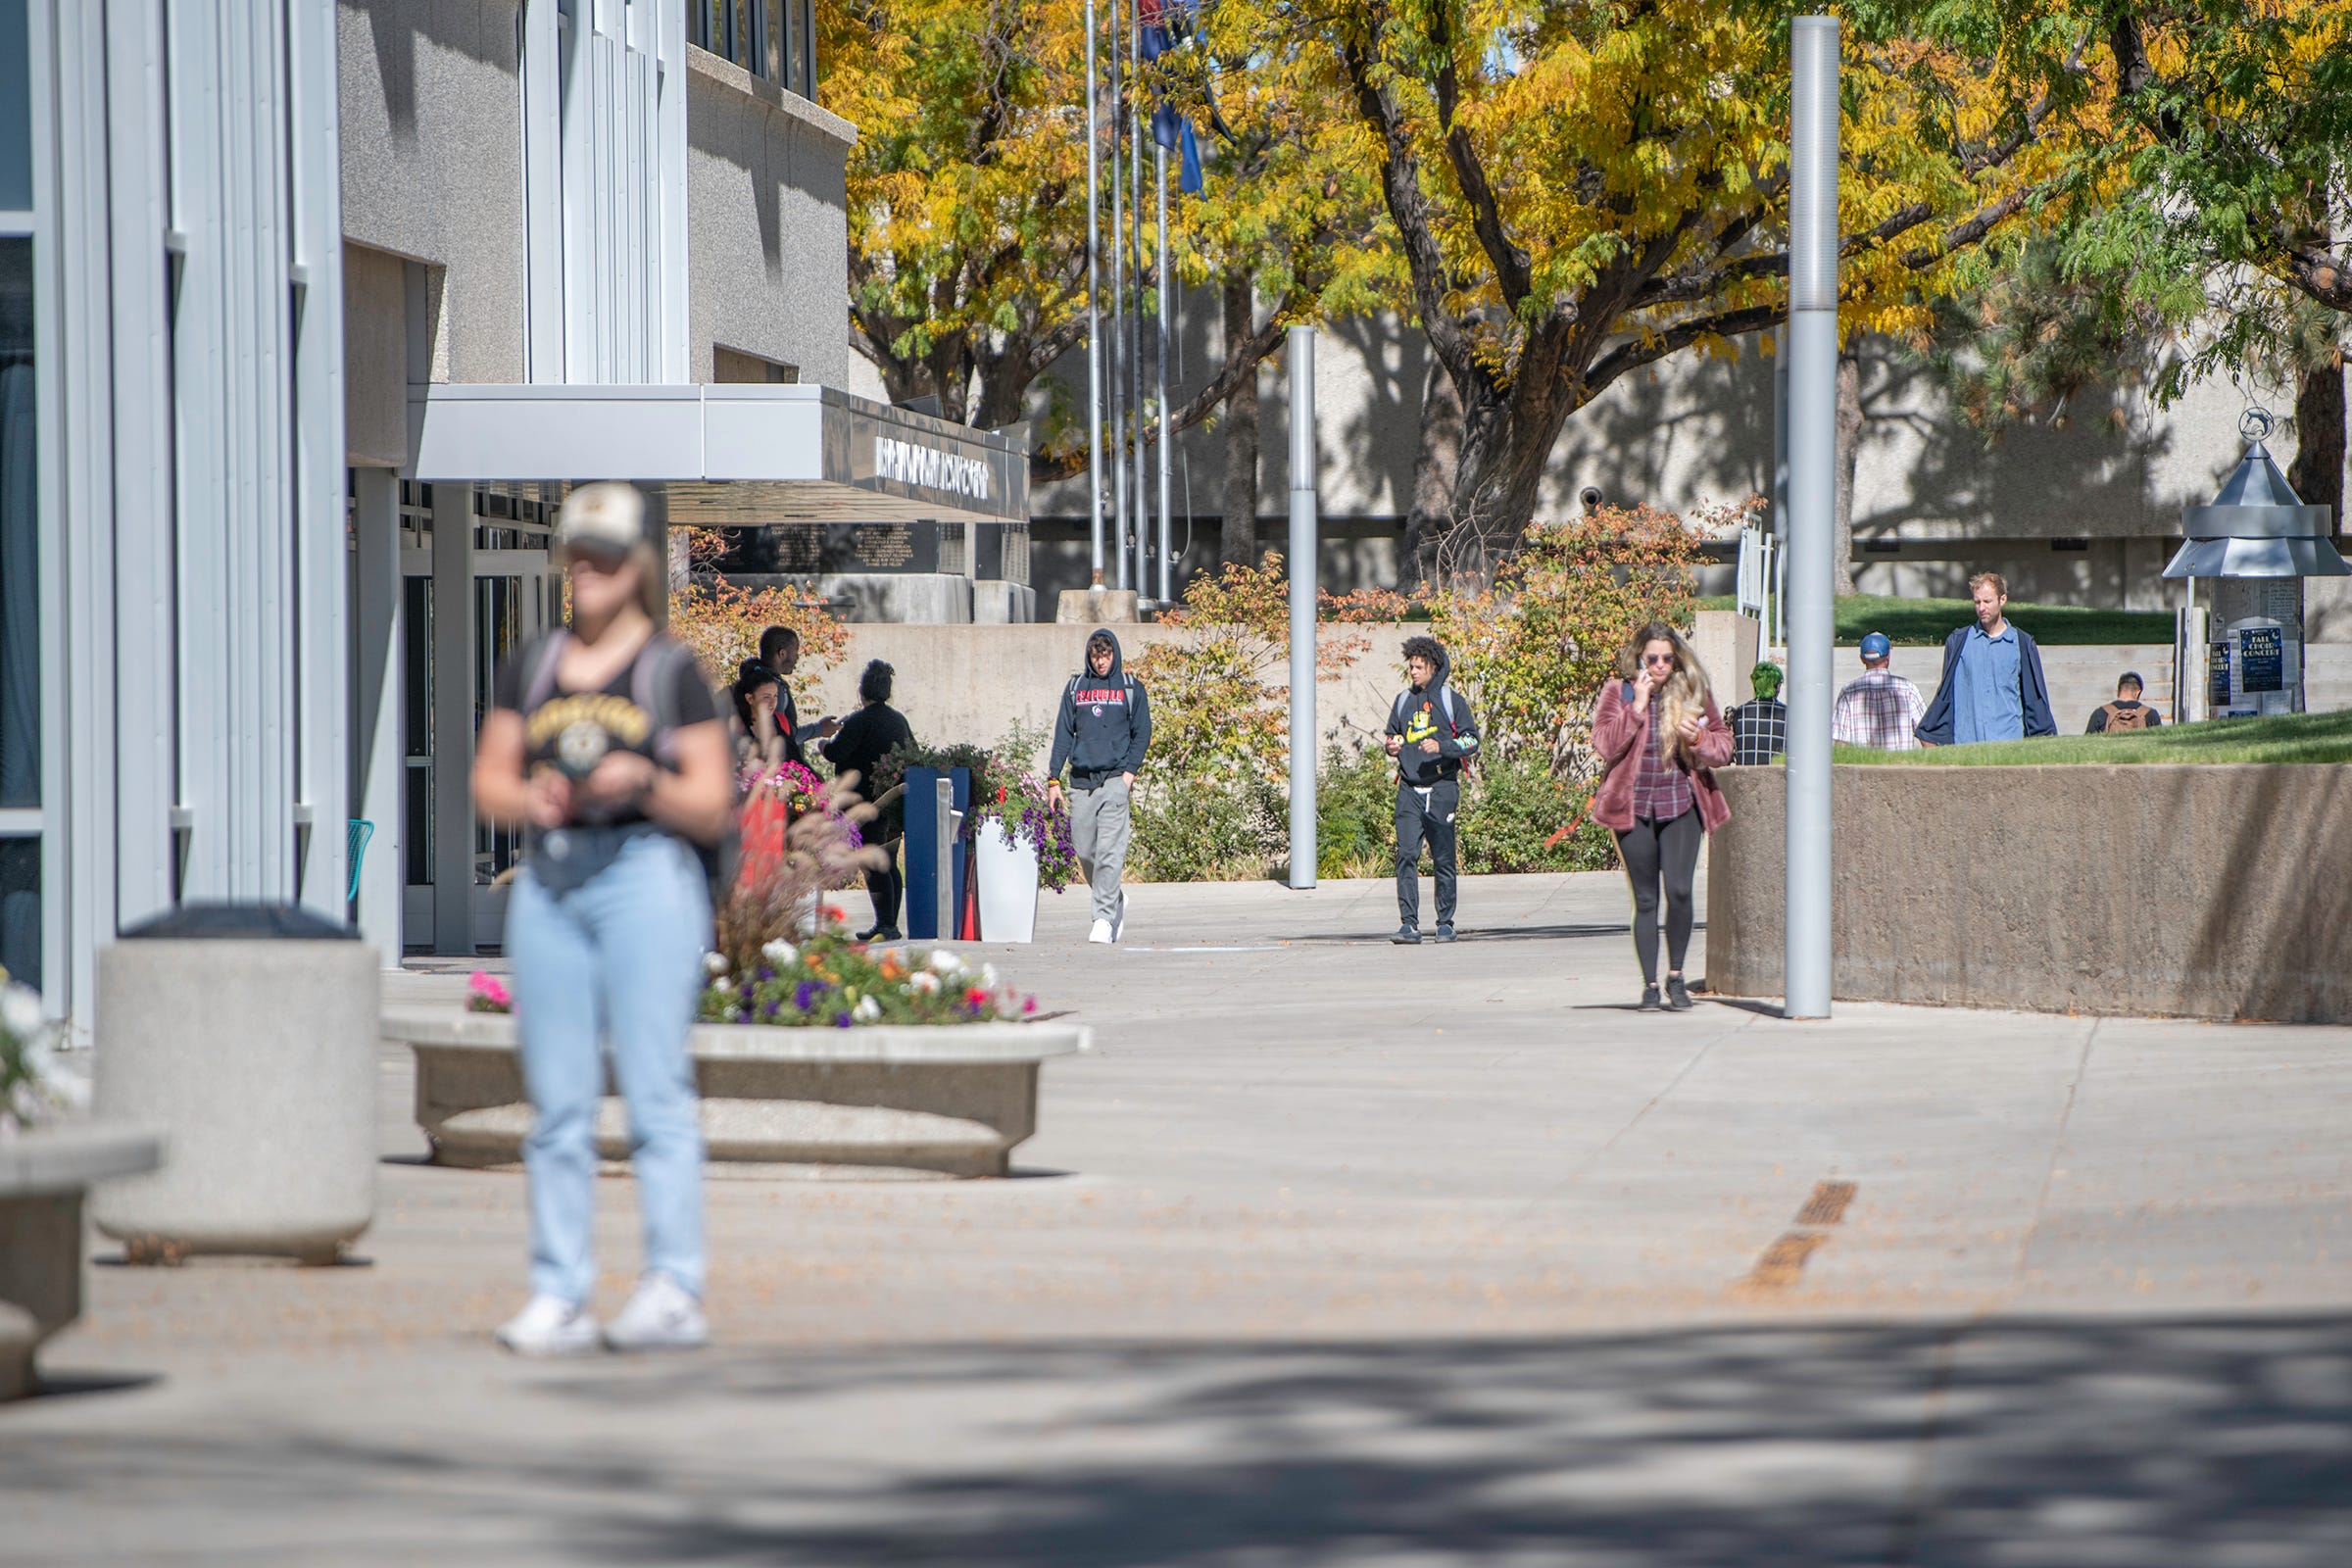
(491, 635), (720, 830)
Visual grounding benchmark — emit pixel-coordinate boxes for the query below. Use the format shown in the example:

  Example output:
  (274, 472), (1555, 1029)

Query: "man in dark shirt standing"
(757, 625), (840, 765)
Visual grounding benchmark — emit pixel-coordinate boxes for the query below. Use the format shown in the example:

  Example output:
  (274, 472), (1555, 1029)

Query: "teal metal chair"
(347, 820), (374, 904)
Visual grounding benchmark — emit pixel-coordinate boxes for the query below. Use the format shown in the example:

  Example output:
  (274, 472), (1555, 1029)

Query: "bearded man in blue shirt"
(1916, 572), (2056, 745)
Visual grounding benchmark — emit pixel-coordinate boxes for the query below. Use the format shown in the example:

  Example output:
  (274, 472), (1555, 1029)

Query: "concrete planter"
(92, 936), (380, 1262)
(0, 1123), (162, 1399)
(1707, 763), (2352, 1022)
(389, 1012), (1090, 1178)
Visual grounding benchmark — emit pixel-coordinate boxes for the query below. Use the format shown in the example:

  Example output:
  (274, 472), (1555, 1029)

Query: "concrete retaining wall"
(1706, 764), (2352, 1023)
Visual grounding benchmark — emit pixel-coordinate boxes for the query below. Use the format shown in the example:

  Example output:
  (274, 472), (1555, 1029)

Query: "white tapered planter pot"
(973, 820), (1040, 943)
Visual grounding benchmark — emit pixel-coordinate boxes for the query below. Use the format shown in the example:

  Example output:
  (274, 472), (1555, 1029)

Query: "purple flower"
(794, 980), (819, 1010)
(762, 999), (781, 1018)
(833, 1011), (853, 1029)
(759, 965), (775, 982)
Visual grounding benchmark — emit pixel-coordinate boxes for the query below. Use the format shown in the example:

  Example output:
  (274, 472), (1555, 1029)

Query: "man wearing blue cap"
(1833, 631), (1928, 751)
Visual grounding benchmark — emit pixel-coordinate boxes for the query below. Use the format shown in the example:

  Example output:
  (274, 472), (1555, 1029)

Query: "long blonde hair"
(1619, 620), (1713, 764)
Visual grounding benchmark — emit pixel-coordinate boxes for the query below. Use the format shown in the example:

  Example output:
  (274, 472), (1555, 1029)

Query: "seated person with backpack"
(2087, 671), (2163, 733)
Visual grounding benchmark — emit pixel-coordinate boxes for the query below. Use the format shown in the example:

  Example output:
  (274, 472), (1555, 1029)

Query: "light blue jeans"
(507, 831), (710, 1304)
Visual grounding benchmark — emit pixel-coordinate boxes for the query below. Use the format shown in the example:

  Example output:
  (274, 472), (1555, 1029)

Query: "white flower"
(928, 950), (964, 975)
(979, 963), (1000, 991)
(704, 952), (729, 978)
(909, 971), (941, 996)
(853, 996), (881, 1023)
(761, 939), (800, 966)
(0, 984), (41, 1043)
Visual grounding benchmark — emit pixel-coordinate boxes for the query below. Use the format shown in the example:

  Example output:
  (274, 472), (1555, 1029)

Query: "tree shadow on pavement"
(6, 1315), (2349, 1565)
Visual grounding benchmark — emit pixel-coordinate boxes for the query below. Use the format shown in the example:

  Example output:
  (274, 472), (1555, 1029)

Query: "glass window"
(0, 0), (29, 213)
(0, 238), (35, 809)
(0, 836), (36, 994)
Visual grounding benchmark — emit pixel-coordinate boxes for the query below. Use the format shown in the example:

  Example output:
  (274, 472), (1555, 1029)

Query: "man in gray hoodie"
(1385, 635), (1480, 944)
(1047, 630), (1153, 944)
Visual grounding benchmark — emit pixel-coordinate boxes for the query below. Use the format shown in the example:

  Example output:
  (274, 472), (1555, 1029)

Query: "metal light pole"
(1155, 144), (1173, 606)
(1287, 325), (1318, 890)
(1128, 16), (1148, 605)
(1107, 0), (1128, 590)
(1083, 0), (1103, 586)
(1784, 15), (1838, 1018)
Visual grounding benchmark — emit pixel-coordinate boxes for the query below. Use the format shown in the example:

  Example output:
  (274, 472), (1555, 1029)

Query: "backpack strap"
(519, 630), (569, 713)
(630, 636), (697, 765)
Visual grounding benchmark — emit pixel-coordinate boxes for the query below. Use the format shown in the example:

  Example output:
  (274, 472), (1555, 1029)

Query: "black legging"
(1615, 809), (1703, 984)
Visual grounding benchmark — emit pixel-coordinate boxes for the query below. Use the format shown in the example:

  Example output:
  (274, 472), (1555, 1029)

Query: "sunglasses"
(1642, 653), (1678, 666)
(566, 548), (632, 576)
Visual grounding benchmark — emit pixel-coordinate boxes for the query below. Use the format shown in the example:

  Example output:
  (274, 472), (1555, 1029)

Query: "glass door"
(468, 552), (562, 943)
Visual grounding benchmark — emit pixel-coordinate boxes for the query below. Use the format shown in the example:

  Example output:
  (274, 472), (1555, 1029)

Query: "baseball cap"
(553, 481), (647, 562)
(1859, 631), (1891, 659)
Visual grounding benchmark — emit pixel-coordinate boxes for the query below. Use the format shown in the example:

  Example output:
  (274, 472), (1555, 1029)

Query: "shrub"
(1128, 774), (1287, 883)
(1428, 500), (1739, 782)
(1315, 741), (1398, 880)
(668, 576), (848, 714)
(1455, 752), (1616, 874)
(1126, 555), (1366, 881)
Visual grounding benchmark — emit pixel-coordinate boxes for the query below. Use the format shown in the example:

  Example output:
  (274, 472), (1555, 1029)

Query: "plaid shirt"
(1728, 698), (1788, 765)
(1832, 669), (1927, 751)
(1630, 713), (1697, 822)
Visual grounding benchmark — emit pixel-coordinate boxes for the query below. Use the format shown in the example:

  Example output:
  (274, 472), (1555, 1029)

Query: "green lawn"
(1698, 593), (2175, 646)
(1830, 709), (2352, 766)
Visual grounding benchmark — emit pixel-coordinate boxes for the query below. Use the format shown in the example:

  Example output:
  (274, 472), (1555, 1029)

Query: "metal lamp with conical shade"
(2163, 408), (2347, 580)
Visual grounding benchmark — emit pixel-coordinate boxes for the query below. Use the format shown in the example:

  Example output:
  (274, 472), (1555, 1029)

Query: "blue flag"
(1139, 4), (1203, 195)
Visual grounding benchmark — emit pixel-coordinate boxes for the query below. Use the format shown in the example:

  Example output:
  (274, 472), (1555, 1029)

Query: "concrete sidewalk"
(6, 873), (2350, 1564)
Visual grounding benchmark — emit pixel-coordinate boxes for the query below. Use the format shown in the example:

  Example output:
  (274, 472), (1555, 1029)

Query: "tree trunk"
(1833, 347), (1863, 597)
(1219, 270), (1260, 567)
(1401, 359), (1463, 591)
(2287, 355), (2346, 524)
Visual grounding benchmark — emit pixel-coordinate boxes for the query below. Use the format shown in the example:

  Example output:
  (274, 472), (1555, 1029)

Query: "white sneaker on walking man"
(1047, 631), (1152, 946)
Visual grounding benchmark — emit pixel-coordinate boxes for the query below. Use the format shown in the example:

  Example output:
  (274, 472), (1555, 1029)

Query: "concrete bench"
(386, 1014), (1089, 1179)
(1, 1123), (163, 1399)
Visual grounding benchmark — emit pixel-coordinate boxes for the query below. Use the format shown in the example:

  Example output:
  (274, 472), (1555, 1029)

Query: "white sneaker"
(495, 1294), (601, 1357)
(602, 1273), (709, 1352)
(1088, 918), (1113, 945)
(1109, 890), (1129, 944)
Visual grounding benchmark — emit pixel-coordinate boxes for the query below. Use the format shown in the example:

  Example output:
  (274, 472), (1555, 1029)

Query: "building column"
(352, 467), (404, 964)
(430, 481), (475, 955)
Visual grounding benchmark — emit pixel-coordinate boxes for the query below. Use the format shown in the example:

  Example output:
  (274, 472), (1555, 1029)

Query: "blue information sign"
(2239, 626), (2284, 694)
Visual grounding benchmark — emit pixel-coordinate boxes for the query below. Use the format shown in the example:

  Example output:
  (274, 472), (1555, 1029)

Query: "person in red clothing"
(1591, 621), (1734, 1011)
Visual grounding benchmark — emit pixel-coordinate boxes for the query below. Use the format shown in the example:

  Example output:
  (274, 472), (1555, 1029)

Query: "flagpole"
(1084, 0), (1103, 588)
(1107, 0), (1129, 592)
(1129, 3), (1148, 604)
(1156, 142), (1173, 606)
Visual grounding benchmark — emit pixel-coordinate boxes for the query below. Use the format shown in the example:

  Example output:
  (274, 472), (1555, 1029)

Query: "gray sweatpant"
(1069, 776), (1132, 925)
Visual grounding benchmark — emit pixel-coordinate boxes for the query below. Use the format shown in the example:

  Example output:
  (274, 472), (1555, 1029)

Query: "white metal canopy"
(406, 383), (1029, 524)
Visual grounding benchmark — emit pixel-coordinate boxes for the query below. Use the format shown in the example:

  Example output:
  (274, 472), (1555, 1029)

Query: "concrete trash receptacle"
(91, 904), (379, 1263)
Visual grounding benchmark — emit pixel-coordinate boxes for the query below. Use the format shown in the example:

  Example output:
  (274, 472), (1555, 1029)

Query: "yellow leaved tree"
(1194, 0), (2113, 583)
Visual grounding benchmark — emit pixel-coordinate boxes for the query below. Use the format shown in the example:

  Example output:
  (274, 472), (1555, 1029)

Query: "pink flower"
(467, 971), (513, 1012)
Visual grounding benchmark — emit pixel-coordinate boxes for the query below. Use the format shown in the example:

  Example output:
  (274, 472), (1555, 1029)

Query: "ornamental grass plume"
(712, 770), (886, 980)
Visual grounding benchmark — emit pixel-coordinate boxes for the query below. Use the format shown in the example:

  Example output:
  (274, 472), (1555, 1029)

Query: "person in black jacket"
(823, 660), (916, 940)
(1046, 629), (1152, 945)
(1383, 635), (1481, 944)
